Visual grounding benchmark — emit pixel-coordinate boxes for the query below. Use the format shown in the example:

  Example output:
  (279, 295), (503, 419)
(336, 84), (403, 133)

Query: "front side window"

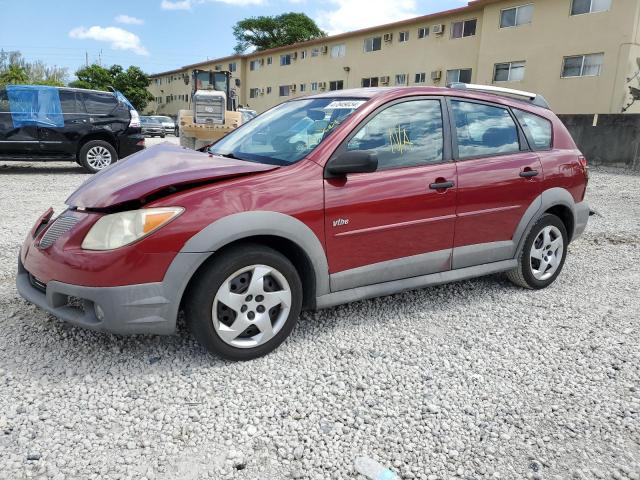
(361, 77), (379, 87)
(364, 36), (382, 52)
(494, 61), (526, 82)
(451, 100), (520, 159)
(418, 27), (429, 38)
(329, 80), (344, 91)
(59, 90), (83, 114)
(562, 53), (604, 77)
(331, 44), (346, 58)
(446, 68), (473, 84)
(346, 99), (444, 170)
(280, 54), (292, 66)
(500, 4), (534, 27)
(513, 108), (552, 150)
(208, 97), (366, 165)
(571, 0), (611, 15)
(451, 19), (477, 38)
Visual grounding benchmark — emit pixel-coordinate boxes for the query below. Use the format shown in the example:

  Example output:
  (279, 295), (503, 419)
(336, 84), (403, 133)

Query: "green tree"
(0, 64), (29, 86)
(233, 12), (326, 53)
(69, 64), (154, 111)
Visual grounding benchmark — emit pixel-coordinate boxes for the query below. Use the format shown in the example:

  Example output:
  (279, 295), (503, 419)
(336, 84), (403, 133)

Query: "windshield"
(208, 97), (366, 165)
(141, 117), (160, 124)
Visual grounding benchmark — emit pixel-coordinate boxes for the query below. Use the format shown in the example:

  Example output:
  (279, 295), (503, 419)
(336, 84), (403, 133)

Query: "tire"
(79, 140), (117, 174)
(507, 213), (568, 289)
(185, 243), (303, 361)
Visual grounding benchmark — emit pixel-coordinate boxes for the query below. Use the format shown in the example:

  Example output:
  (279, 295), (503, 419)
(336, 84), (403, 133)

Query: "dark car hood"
(66, 143), (278, 209)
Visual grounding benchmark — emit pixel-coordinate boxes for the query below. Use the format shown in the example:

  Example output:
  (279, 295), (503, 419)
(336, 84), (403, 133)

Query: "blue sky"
(1, 0), (467, 78)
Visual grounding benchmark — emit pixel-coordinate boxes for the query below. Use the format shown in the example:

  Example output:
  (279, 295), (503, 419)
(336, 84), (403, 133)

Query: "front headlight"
(81, 207), (184, 250)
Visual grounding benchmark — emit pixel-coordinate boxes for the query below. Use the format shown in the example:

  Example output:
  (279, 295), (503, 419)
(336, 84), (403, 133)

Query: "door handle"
(429, 180), (455, 190)
(519, 169), (539, 178)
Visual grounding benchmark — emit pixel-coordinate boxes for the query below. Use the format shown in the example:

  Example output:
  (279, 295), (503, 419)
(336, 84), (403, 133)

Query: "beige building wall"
(147, 0), (640, 116)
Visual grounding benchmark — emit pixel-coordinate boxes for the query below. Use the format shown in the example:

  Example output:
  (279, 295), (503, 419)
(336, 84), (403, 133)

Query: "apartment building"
(147, 0), (640, 116)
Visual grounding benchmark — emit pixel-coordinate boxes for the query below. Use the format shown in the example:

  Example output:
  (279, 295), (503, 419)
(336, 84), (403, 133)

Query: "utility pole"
(85, 51), (88, 67)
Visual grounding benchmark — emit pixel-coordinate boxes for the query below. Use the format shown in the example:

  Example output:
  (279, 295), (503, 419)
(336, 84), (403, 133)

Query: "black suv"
(0, 85), (145, 173)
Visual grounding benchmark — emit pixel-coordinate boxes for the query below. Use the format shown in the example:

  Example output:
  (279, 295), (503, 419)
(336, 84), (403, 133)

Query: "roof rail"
(447, 82), (550, 109)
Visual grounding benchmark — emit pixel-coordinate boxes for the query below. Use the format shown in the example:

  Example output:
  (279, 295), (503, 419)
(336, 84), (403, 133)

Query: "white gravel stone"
(0, 154), (639, 479)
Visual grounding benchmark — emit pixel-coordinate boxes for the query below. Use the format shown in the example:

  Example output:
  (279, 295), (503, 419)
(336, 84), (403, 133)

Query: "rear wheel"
(185, 244), (303, 360)
(79, 140), (117, 174)
(507, 213), (568, 289)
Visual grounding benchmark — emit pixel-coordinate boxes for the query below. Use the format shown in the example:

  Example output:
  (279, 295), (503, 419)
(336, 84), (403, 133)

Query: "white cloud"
(160, 0), (264, 10)
(115, 14), (144, 25)
(316, 0), (418, 35)
(69, 26), (149, 55)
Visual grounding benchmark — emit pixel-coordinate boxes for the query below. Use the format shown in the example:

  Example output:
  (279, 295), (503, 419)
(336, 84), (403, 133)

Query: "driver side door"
(323, 98), (458, 292)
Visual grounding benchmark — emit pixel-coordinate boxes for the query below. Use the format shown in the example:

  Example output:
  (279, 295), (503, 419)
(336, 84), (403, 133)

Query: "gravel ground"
(0, 143), (638, 480)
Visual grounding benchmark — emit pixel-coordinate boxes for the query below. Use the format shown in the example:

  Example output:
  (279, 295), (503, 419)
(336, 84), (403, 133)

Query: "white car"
(151, 116), (176, 136)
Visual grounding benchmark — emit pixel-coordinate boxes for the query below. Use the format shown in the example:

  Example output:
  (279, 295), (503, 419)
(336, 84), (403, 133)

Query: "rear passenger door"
(38, 89), (90, 157)
(324, 98), (458, 291)
(448, 98), (543, 269)
(0, 86), (40, 157)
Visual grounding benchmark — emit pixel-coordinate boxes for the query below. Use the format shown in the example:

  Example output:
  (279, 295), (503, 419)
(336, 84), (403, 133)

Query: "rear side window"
(59, 90), (84, 114)
(513, 108), (552, 150)
(346, 99), (444, 170)
(451, 100), (520, 159)
(82, 91), (117, 115)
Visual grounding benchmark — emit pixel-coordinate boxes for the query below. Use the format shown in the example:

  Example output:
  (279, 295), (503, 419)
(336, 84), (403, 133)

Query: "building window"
(266, 86), (272, 94)
(415, 72), (426, 83)
(451, 100), (521, 159)
(280, 54), (292, 66)
(399, 31), (409, 42)
(331, 44), (346, 58)
(571, 0), (611, 15)
(451, 19), (477, 38)
(418, 27), (429, 38)
(329, 80), (344, 91)
(501, 4), (534, 28)
(311, 48), (320, 57)
(299, 83), (306, 92)
(364, 36), (382, 52)
(562, 53), (604, 77)
(249, 88), (260, 99)
(279, 85), (290, 97)
(250, 59), (260, 71)
(228, 62), (237, 72)
(494, 61), (526, 82)
(395, 74), (407, 85)
(361, 77), (379, 87)
(267, 57), (273, 65)
(446, 68), (472, 84)
(311, 82), (318, 91)
(301, 50), (307, 59)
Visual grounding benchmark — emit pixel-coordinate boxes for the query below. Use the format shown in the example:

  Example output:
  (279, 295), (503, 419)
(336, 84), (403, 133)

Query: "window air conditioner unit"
(432, 24), (445, 35)
(431, 70), (442, 81)
(260, 88), (265, 95)
(290, 84), (297, 92)
(321, 46), (328, 54)
(383, 33), (393, 42)
(319, 81), (327, 90)
(214, 65), (221, 71)
(380, 76), (390, 85)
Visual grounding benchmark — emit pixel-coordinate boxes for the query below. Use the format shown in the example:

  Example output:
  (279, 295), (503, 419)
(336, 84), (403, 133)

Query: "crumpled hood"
(66, 143), (278, 209)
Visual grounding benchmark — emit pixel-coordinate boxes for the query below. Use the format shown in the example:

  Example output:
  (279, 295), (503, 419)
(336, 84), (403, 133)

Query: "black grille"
(29, 274), (46, 293)
(39, 216), (78, 249)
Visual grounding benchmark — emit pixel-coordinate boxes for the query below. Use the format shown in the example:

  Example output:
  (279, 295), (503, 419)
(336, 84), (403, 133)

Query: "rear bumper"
(17, 251), (210, 335)
(572, 201), (590, 241)
(118, 132), (145, 158)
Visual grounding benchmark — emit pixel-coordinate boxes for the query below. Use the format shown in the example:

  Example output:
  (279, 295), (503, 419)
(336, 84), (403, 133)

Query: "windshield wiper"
(214, 152), (245, 161)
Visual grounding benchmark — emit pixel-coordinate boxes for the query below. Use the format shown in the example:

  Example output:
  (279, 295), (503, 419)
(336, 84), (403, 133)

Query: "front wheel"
(507, 213), (568, 289)
(79, 140), (117, 174)
(185, 244), (303, 360)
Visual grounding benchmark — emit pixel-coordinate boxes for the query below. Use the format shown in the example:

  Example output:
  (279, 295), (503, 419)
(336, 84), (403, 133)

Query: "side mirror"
(325, 151), (378, 178)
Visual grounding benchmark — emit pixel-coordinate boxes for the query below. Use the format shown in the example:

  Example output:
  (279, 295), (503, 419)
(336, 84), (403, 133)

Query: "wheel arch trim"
(180, 211), (330, 297)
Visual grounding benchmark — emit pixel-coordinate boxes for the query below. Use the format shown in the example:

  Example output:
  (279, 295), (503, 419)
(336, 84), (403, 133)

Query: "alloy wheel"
(212, 264), (292, 349)
(86, 146), (113, 170)
(529, 225), (564, 281)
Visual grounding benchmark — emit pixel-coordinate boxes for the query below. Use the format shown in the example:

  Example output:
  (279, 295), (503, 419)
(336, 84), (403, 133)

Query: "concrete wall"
(559, 114), (640, 169)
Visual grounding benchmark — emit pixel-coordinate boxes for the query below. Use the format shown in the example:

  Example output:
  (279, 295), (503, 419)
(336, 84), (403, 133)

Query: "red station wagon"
(17, 84), (590, 360)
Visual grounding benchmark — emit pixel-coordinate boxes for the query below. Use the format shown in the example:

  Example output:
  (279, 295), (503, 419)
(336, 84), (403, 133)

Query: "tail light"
(578, 155), (589, 180)
(136, 138), (145, 146)
(129, 109), (141, 128)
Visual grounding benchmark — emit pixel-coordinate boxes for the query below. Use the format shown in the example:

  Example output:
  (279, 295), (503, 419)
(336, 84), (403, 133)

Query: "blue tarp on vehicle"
(6, 85), (64, 128)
